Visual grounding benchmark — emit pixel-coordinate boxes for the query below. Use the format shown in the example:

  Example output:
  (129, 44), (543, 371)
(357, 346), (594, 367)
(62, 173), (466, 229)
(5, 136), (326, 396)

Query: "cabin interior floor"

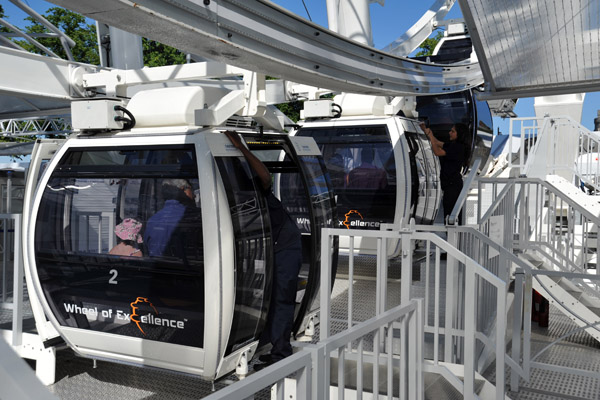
(3, 254), (600, 399)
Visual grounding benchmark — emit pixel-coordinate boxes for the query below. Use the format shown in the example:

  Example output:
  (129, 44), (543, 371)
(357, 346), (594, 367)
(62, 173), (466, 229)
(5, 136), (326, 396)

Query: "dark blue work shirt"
(440, 141), (466, 189)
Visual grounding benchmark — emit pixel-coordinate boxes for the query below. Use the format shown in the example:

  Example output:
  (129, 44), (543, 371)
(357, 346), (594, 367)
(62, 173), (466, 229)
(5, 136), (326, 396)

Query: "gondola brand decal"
(63, 297), (186, 335)
(340, 210), (380, 229)
(129, 296), (186, 335)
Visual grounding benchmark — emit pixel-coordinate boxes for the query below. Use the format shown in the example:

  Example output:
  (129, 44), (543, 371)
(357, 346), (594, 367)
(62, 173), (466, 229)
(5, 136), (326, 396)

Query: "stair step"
(589, 307), (600, 316)
(520, 254), (544, 268)
(566, 290), (583, 301)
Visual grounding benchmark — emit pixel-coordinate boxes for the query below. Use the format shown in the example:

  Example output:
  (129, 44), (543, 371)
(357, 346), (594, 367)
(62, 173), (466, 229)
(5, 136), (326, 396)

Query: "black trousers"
(261, 245), (302, 361)
(442, 179), (464, 223)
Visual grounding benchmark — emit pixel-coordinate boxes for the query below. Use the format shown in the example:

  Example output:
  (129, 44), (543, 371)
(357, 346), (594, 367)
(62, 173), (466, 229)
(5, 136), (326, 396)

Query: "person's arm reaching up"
(419, 122), (446, 156)
(223, 130), (271, 190)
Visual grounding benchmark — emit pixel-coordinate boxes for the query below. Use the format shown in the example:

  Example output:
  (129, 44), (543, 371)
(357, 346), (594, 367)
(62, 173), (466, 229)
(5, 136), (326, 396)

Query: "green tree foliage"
(14, 7), (186, 67)
(415, 31), (444, 57)
(18, 7), (99, 64)
(142, 38), (186, 67)
(276, 101), (303, 123)
(1, 4), (10, 33)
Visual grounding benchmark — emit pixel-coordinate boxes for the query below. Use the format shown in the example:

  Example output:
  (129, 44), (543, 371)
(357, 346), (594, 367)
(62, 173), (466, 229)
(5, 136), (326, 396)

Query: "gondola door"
(241, 134), (338, 335)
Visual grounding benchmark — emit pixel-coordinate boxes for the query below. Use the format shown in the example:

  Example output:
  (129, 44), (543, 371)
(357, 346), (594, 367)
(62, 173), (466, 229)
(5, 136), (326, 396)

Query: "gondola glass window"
(297, 125), (395, 230)
(416, 92), (473, 142)
(214, 156), (271, 355)
(34, 145), (205, 347)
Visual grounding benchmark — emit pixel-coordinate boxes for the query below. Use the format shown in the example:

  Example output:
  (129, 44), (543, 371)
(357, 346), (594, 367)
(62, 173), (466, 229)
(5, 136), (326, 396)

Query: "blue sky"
(3, 0), (599, 133)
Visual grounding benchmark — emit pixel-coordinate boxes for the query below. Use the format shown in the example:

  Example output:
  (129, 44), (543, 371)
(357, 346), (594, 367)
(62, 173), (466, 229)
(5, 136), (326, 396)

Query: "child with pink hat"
(109, 218), (143, 257)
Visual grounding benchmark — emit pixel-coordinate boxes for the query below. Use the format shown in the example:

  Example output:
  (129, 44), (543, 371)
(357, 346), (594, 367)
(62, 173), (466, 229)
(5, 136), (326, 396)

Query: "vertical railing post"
(401, 232), (412, 304)
(445, 230), (457, 363)
(2, 215), (8, 303)
(297, 361), (311, 400)
(463, 259), (476, 397)
(12, 214), (23, 347)
(348, 235), (354, 334)
(377, 234), (389, 353)
(511, 270), (525, 392)
(320, 229), (333, 341)
(496, 278), (507, 400)
(415, 299), (424, 400)
(311, 346), (327, 400)
(523, 271), (533, 380)
(518, 181), (527, 251)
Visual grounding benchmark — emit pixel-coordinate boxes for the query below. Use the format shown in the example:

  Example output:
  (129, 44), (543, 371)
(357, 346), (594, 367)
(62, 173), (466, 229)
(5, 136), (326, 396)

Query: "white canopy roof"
(459, 0), (600, 99)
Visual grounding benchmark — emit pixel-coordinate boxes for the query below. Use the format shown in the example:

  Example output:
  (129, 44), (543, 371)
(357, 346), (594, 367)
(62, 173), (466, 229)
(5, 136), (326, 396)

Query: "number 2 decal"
(109, 269), (118, 285)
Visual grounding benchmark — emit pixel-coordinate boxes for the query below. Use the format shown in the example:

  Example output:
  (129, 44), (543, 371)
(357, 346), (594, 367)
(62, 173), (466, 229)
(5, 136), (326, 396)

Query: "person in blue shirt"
(421, 122), (470, 223)
(144, 179), (199, 261)
(223, 130), (302, 371)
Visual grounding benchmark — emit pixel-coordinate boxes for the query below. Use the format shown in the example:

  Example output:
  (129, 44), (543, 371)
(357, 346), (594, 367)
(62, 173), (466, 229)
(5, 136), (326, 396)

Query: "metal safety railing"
(203, 299), (423, 400)
(474, 176), (600, 390)
(507, 117), (546, 174)
(507, 116), (600, 193)
(0, 213), (57, 386)
(448, 158), (480, 226)
(320, 227), (509, 399)
(205, 226), (510, 399)
(478, 177), (600, 279)
(512, 268), (600, 390)
(0, 214), (23, 341)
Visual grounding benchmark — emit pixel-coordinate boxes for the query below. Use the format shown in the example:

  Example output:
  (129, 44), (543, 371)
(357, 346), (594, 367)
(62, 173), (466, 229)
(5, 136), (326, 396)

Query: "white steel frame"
(202, 298), (424, 400)
(320, 227), (509, 399)
(475, 176), (600, 390)
(0, 213), (57, 386)
(48, 0), (483, 97)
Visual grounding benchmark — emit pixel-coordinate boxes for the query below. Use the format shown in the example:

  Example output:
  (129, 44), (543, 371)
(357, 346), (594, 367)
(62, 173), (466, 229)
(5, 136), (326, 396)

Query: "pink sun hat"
(115, 218), (143, 243)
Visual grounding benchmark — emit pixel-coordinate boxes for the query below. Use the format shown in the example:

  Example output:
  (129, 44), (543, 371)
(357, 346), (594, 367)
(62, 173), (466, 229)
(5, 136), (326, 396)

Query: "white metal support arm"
(81, 62), (248, 97)
(381, 0), (456, 56)
(48, 0), (483, 96)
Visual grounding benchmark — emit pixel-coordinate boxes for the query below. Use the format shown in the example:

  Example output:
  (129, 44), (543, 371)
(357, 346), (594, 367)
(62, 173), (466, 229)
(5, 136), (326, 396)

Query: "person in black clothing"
(421, 122), (470, 223)
(223, 130), (302, 371)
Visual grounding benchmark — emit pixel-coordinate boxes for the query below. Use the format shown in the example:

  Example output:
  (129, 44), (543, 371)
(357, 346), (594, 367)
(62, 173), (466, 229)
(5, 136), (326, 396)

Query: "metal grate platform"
(484, 305), (600, 399)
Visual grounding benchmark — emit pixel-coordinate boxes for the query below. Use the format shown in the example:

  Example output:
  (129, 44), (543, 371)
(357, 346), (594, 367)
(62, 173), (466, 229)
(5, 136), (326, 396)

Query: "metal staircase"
(520, 251), (600, 343)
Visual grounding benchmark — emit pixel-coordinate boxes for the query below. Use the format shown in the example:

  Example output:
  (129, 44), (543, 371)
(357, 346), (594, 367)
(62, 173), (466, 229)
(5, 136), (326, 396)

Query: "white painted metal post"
(1, 218), (6, 304)
(444, 233), (457, 363)
(376, 237), (382, 316)
(12, 214), (22, 347)
(511, 271), (524, 391)
(400, 315), (406, 400)
(348, 235), (354, 336)
(311, 346), (327, 400)
(496, 278), (507, 399)
(434, 248), (441, 364)
(337, 347), (344, 400)
(523, 273), (533, 379)
(326, 0), (340, 32)
(296, 363), (311, 400)
(416, 299), (424, 400)
(408, 301), (417, 400)
(386, 322), (393, 399)
(320, 230), (333, 340)
(379, 235), (388, 314)
(335, 0), (373, 46)
(463, 260), (476, 397)
(401, 233), (412, 304)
